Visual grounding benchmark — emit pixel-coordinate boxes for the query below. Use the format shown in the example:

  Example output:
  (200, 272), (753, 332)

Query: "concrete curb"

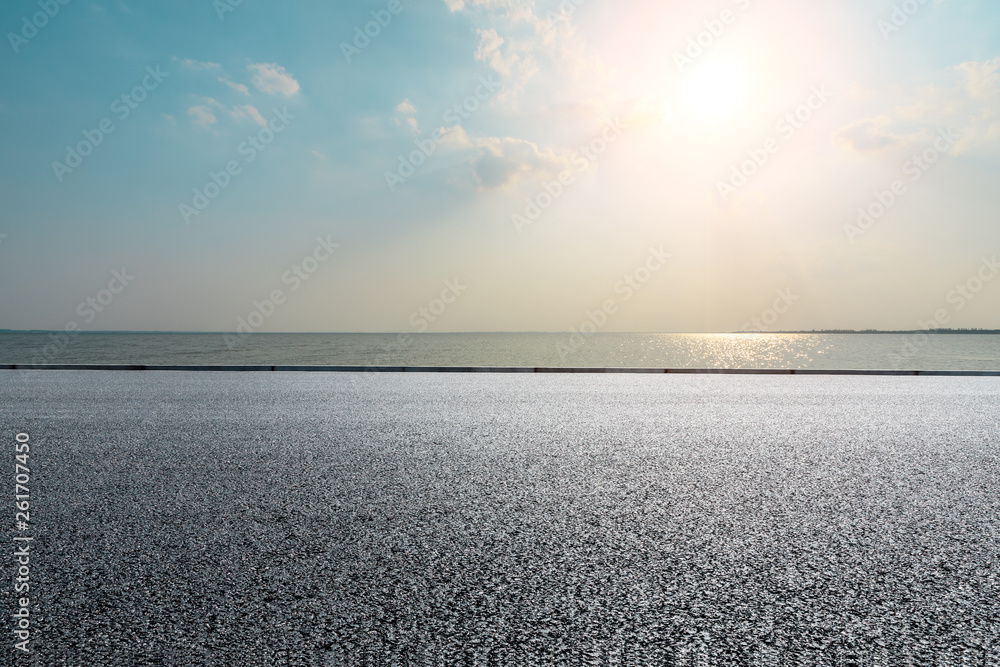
(2, 364), (999, 376)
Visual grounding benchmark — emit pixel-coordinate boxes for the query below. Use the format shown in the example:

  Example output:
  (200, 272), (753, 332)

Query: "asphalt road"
(2, 371), (999, 665)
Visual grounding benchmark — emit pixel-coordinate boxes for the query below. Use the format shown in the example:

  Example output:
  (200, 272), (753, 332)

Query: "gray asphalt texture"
(2, 371), (999, 666)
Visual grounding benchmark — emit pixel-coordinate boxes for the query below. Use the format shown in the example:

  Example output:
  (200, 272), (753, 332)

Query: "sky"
(1, 0), (999, 333)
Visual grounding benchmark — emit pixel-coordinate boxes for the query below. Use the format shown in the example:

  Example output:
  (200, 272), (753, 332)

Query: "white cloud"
(393, 99), (419, 131)
(430, 0), (620, 195)
(230, 104), (267, 127)
(248, 63), (300, 96)
(439, 125), (473, 149)
(177, 58), (221, 72)
(445, 0), (598, 108)
(187, 105), (217, 127)
(176, 59), (253, 98)
(832, 116), (921, 153)
(957, 56), (1000, 99)
(475, 28), (512, 75)
(470, 136), (570, 189)
(834, 57), (1000, 156)
(443, 0), (536, 14)
(193, 96), (223, 108)
(218, 77), (250, 96)
(392, 116), (420, 132)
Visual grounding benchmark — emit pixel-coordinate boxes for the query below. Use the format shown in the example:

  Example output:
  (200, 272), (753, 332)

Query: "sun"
(678, 56), (751, 121)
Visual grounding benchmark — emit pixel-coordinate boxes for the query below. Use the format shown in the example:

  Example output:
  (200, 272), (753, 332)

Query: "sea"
(1, 332), (1000, 370)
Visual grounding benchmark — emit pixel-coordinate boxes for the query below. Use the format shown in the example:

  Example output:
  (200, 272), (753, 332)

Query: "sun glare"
(679, 57), (751, 121)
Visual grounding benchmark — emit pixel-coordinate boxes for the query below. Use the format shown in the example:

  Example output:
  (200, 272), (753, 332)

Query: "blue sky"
(1, 0), (999, 332)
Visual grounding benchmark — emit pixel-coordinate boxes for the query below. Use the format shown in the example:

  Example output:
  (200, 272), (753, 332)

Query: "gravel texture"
(2, 370), (999, 666)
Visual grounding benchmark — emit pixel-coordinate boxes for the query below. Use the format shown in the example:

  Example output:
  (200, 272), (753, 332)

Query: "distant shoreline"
(736, 329), (1000, 335)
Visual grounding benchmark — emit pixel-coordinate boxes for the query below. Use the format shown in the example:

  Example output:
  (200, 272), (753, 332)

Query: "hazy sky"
(1, 0), (999, 333)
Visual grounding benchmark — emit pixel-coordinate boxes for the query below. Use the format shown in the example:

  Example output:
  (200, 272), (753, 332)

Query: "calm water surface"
(1, 332), (999, 370)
